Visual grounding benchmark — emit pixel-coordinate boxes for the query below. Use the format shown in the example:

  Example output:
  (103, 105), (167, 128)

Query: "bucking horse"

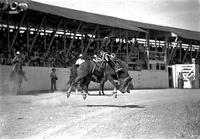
(66, 56), (133, 99)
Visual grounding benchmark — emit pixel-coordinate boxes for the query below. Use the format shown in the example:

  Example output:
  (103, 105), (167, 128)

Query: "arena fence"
(0, 65), (169, 95)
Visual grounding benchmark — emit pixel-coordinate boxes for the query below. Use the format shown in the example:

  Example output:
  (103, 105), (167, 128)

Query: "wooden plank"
(116, 30), (124, 55)
(7, 14), (10, 51)
(83, 25), (99, 55)
(46, 19), (63, 54)
(63, 20), (67, 54)
(26, 14), (29, 49)
(29, 15), (46, 52)
(66, 22), (82, 57)
(10, 12), (27, 49)
(182, 42), (192, 63)
(195, 46), (200, 59)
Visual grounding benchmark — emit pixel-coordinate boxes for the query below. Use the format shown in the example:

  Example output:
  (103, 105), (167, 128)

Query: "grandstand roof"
(9, 0), (200, 41)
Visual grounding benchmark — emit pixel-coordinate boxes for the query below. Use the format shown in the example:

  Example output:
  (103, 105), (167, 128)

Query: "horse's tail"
(68, 65), (78, 85)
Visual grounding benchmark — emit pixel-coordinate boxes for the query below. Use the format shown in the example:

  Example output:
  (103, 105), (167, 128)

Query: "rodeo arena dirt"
(1, 0), (200, 139)
(2, 89), (200, 139)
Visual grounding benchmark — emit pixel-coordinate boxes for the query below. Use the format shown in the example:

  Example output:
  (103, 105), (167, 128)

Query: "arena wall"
(0, 65), (169, 95)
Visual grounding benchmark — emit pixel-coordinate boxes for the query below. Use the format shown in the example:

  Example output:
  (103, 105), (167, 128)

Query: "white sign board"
(172, 64), (199, 88)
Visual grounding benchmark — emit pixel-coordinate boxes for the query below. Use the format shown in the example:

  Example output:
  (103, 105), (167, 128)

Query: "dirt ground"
(1, 89), (200, 139)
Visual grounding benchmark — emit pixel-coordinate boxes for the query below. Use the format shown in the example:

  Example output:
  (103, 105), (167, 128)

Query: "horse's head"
(119, 76), (133, 93)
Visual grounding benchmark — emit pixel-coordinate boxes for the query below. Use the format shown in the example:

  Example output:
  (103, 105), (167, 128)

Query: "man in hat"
(50, 68), (57, 92)
(75, 54), (85, 66)
(10, 51), (27, 81)
(12, 51), (23, 71)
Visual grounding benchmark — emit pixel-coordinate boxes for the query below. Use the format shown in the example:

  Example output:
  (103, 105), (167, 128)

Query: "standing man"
(12, 51), (23, 71)
(50, 68), (57, 92)
(11, 51), (27, 81)
(178, 72), (184, 89)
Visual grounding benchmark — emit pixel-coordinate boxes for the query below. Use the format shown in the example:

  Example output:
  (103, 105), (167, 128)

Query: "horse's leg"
(125, 81), (131, 93)
(80, 83), (88, 100)
(16, 75), (22, 95)
(108, 78), (117, 98)
(75, 84), (79, 94)
(67, 74), (86, 98)
(99, 78), (106, 95)
(18, 79), (22, 95)
(66, 83), (74, 98)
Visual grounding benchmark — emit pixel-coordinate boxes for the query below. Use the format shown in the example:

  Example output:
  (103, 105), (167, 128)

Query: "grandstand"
(0, 0), (200, 92)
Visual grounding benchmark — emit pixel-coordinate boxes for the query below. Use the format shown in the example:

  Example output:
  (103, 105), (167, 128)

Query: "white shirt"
(75, 58), (85, 65)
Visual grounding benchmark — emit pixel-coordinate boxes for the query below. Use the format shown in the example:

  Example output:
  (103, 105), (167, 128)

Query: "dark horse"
(66, 58), (133, 99)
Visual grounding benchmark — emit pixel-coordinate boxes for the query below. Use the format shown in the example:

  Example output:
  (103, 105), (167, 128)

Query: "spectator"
(178, 72), (184, 89)
(50, 68), (57, 92)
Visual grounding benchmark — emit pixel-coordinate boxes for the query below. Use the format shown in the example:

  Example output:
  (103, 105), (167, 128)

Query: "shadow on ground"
(88, 94), (114, 96)
(85, 104), (145, 108)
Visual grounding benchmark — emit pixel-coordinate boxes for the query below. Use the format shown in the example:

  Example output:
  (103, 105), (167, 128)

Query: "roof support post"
(26, 13), (30, 49)
(168, 37), (179, 65)
(162, 35), (169, 53)
(104, 27), (115, 51)
(63, 20), (67, 54)
(179, 41), (182, 63)
(7, 14), (10, 51)
(66, 22), (82, 57)
(190, 44), (193, 63)
(43, 19), (46, 50)
(168, 45), (176, 65)
(171, 44), (178, 64)
(195, 45), (200, 59)
(80, 31), (84, 53)
(10, 12), (27, 50)
(126, 31), (129, 64)
(96, 27), (100, 52)
(46, 19), (63, 55)
(154, 35), (157, 52)
(116, 30), (124, 55)
(83, 25), (99, 55)
(164, 35), (169, 64)
(145, 30), (150, 69)
(182, 42), (192, 63)
(29, 15), (46, 52)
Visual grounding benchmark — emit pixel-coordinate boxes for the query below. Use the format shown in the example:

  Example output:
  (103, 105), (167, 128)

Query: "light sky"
(32, 0), (200, 32)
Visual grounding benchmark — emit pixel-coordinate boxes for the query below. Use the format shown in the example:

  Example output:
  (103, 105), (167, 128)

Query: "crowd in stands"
(1, 26), (196, 70)
(0, 27), (83, 67)
(0, 27), (149, 69)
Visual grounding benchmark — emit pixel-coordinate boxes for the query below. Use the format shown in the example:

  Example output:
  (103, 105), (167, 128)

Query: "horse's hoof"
(112, 92), (117, 95)
(83, 94), (87, 100)
(66, 92), (70, 98)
